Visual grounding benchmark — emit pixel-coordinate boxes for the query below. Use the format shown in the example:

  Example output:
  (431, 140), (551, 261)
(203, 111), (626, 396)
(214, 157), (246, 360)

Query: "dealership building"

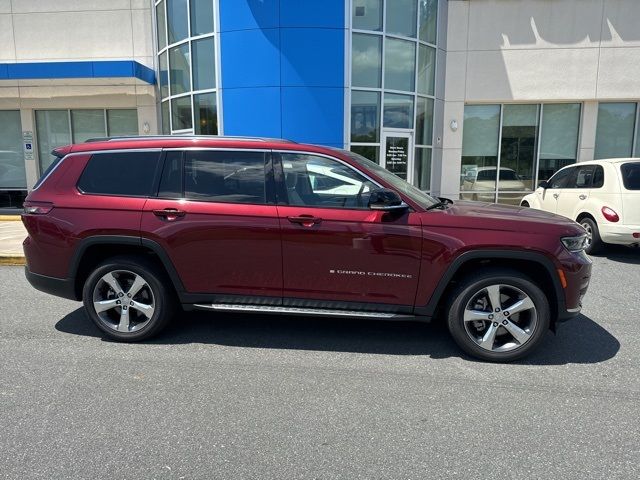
(1, 0), (639, 209)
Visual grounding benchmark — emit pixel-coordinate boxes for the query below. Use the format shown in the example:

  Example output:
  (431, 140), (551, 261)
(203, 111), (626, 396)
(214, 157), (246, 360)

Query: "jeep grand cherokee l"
(22, 136), (592, 362)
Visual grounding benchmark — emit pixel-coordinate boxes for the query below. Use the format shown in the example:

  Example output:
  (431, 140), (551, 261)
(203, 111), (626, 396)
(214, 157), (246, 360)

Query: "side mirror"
(368, 188), (408, 211)
(538, 180), (549, 189)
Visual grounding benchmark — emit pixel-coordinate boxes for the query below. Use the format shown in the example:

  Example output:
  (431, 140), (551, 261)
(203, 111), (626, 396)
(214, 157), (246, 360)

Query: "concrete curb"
(0, 255), (26, 266)
(0, 215), (21, 221)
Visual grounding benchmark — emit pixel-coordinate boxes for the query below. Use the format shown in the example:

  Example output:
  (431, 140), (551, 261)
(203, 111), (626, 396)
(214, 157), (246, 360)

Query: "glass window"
(171, 96), (192, 130)
(35, 110), (72, 172)
(156, 1), (167, 50)
(161, 101), (170, 134)
(0, 110), (26, 189)
(383, 136), (409, 180)
(71, 110), (105, 143)
(192, 37), (216, 91)
(107, 110), (138, 137)
(193, 92), (218, 135)
(620, 162), (640, 190)
(538, 103), (580, 181)
(190, 0), (214, 36)
(352, 0), (382, 31)
(417, 44), (435, 96)
(352, 34), (382, 88)
(184, 151), (266, 204)
(383, 93), (414, 129)
(595, 103), (636, 159)
(567, 165), (596, 189)
(169, 43), (191, 95)
(592, 165), (604, 188)
(384, 38), (415, 92)
(77, 152), (161, 197)
(158, 151), (183, 198)
(281, 153), (376, 208)
(416, 97), (434, 146)
(351, 91), (380, 142)
(419, 0), (438, 44)
(386, 0), (417, 38)
(350, 145), (379, 164)
(414, 147), (431, 190)
(461, 105), (500, 192)
(159, 51), (169, 98)
(500, 104), (538, 192)
(167, 0), (188, 45)
(548, 167), (574, 189)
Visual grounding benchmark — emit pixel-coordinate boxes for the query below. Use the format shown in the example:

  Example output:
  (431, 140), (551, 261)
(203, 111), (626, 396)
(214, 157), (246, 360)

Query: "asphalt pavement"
(1, 249), (639, 479)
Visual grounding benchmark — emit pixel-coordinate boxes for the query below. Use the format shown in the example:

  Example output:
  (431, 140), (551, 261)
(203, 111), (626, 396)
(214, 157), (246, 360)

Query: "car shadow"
(592, 245), (640, 265)
(55, 308), (619, 365)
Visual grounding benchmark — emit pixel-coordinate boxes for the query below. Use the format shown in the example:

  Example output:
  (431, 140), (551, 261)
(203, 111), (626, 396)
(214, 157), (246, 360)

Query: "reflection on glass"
(71, 110), (105, 143)
(159, 51), (169, 98)
(156, 1), (167, 50)
(351, 90), (380, 142)
(167, 0), (188, 44)
(414, 147), (431, 190)
(194, 92), (218, 135)
(161, 101), (170, 134)
(190, 0), (214, 36)
(384, 136), (409, 180)
(461, 104), (500, 193)
(419, 0), (438, 44)
(416, 97), (434, 146)
(384, 38), (415, 92)
(417, 44), (435, 96)
(538, 103), (580, 181)
(500, 104), (538, 192)
(107, 110), (138, 137)
(169, 43), (191, 95)
(192, 37), (216, 91)
(595, 102), (636, 159)
(352, 33), (382, 88)
(352, 0), (382, 31)
(171, 96), (192, 130)
(351, 145), (379, 164)
(0, 111), (26, 189)
(386, 0), (417, 38)
(35, 110), (71, 172)
(384, 93), (414, 129)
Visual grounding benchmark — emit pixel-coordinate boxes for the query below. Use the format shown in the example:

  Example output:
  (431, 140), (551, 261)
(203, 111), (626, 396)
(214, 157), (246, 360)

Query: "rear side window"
(77, 151), (161, 196)
(620, 162), (640, 190)
(568, 165), (596, 188)
(184, 150), (266, 204)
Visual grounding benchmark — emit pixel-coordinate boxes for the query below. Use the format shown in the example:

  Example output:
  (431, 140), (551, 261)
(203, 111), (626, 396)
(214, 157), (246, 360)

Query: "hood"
(420, 200), (583, 236)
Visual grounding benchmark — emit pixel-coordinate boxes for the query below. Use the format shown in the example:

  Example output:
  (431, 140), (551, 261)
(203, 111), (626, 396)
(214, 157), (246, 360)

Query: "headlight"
(561, 235), (588, 252)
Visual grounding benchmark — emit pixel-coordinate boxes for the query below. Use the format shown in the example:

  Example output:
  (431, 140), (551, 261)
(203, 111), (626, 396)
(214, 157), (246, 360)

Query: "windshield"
(620, 162), (640, 190)
(339, 150), (440, 208)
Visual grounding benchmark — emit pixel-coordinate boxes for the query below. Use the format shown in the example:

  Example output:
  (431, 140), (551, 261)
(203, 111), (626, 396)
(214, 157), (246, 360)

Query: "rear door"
(556, 165), (596, 219)
(141, 149), (283, 300)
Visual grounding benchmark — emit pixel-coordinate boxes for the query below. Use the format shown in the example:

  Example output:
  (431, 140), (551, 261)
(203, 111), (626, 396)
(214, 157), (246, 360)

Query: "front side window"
(184, 151), (266, 204)
(77, 152), (161, 197)
(547, 167), (574, 189)
(620, 162), (640, 190)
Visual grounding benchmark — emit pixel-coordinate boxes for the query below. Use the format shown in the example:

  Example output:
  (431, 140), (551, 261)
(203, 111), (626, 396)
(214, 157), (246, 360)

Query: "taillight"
(23, 202), (53, 215)
(601, 206), (619, 222)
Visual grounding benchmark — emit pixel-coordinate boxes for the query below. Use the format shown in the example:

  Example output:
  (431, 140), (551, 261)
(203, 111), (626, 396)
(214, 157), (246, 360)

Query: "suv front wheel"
(447, 269), (550, 362)
(82, 256), (175, 341)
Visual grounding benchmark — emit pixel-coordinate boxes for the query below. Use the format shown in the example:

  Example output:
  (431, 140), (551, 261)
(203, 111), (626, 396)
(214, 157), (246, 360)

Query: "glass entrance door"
(382, 131), (413, 182)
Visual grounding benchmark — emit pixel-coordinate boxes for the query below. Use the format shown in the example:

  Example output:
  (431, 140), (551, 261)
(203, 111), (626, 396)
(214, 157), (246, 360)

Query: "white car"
(521, 159), (640, 254)
(461, 167), (528, 205)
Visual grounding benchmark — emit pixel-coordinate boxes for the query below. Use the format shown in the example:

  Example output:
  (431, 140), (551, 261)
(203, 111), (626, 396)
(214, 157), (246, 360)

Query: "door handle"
(287, 215), (322, 226)
(553, 193), (559, 199)
(153, 208), (186, 220)
(579, 194), (587, 200)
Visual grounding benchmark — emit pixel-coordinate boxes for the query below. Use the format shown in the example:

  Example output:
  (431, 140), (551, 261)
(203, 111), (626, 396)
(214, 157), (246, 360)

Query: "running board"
(192, 303), (414, 319)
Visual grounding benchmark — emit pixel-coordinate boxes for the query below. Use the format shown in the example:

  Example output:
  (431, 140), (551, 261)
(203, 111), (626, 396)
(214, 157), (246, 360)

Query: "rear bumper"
(25, 267), (78, 301)
(599, 223), (640, 246)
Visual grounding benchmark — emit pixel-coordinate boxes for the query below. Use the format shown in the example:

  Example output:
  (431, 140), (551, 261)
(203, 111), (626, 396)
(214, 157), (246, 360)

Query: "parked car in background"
(521, 159), (640, 254)
(461, 167), (528, 205)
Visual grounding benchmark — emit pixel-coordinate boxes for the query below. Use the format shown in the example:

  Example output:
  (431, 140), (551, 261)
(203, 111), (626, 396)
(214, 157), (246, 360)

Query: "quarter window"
(620, 162), (640, 190)
(77, 152), (161, 197)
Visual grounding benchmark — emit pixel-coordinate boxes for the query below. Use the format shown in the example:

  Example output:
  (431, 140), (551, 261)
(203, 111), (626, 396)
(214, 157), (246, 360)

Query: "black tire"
(446, 268), (550, 362)
(82, 255), (176, 341)
(521, 201), (529, 207)
(580, 217), (604, 255)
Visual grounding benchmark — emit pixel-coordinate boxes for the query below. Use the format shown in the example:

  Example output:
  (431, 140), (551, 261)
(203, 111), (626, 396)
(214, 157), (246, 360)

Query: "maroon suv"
(22, 136), (591, 362)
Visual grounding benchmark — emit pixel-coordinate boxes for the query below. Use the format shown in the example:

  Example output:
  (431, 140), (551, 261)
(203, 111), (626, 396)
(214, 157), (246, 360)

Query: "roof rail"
(84, 135), (295, 144)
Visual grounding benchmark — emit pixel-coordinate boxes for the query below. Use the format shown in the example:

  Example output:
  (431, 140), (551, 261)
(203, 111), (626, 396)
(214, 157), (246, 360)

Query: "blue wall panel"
(281, 87), (344, 145)
(221, 29), (281, 88)
(223, 87), (282, 138)
(279, 0), (345, 28)
(218, 0), (279, 32)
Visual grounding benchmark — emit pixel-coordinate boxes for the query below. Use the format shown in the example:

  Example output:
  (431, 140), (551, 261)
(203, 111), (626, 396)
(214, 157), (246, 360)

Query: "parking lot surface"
(1, 249), (639, 479)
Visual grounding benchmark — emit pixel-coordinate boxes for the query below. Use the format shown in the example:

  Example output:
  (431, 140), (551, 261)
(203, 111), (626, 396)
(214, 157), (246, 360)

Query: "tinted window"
(77, 152), (161, 196)
(568, 165), (596, 189)
(620, 162), (640, 190)
(158, 151), (183, 198)
(184, 150), (266, 204)
(281, 154), (376, 209)
(592, 165), (605, 188)
(548, 167), (573, 189)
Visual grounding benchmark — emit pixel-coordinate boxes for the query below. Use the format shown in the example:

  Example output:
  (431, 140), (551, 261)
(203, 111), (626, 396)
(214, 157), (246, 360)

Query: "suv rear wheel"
(82, 256), (175, 341)
(447, 269), (550, 362)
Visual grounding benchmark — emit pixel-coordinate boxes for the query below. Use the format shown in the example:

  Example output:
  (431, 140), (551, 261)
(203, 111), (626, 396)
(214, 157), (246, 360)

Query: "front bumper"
(25, 267), (78, 301)
(556, 249), (592, 323)
(599, 223), (640, 246)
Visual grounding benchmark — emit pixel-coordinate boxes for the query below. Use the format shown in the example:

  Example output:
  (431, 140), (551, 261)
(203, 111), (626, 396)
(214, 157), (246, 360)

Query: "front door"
(276, 152), (422, 309)
(382, 131), (413, 184)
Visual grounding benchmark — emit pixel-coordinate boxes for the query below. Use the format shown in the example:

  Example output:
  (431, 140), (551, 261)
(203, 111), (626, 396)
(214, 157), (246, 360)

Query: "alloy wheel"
(463, 284), (538, 353)
(581, 222), (593, 248)
(91, 270), (156, 333)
